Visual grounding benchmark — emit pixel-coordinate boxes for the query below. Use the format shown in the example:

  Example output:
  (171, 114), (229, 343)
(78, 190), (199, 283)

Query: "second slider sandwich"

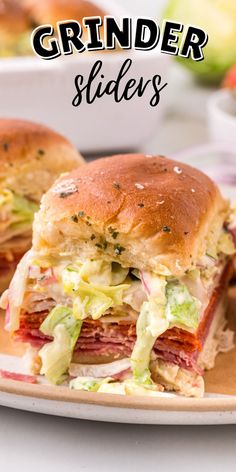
(0, 118), (84, 292)
(2, 154), (235, 397)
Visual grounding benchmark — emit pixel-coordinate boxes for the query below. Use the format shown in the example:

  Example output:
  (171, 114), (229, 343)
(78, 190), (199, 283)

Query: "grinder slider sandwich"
(1, 154), (235, 397)
(0, 0), (32, 57)
(24, 0), (106, 30)
(0, 0), (108, 57)
(0, 118), (84, 292)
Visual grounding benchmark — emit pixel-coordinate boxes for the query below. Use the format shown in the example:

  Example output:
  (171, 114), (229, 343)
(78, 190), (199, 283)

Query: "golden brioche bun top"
(32, 154), (229, 276)
(0, 0), (31, 36)
(0, 118), (84, 201)
(24, 0), (106, 27)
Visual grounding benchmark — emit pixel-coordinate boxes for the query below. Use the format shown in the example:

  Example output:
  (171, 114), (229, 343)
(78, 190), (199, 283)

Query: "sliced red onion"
(5, 303), (10, 329)
(140, 271), (151, 295)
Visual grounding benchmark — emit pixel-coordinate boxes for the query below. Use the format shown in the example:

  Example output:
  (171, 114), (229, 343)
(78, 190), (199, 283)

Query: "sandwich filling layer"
(2, 225), (234, 397)
(1, 154), (235, 397)
(0, 189), (38, 278)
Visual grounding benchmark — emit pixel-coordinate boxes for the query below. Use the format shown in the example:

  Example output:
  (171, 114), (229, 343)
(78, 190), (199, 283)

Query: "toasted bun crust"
(24, 0), (106, 28)
(33, 154), (229, 276)
(0, 118), (84, 201)
(0, 0), (30, 36)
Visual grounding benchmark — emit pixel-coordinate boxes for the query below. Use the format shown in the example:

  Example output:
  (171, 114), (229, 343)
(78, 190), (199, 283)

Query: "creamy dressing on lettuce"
(130, 275), (201, 386)
(131, 300), (168, 384)
(61, 263), (130, 321)
(39, 305), (82, 384)
(70, 376), (114, 392)
(166, 281), (201, 328)
(0, 189), (38, 234)
(37, 261), (131, 383)
(40, 324), (73, 385)
(70, 377), (174, 397)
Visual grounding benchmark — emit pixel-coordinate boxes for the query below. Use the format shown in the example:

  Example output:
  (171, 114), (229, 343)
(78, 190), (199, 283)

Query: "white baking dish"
(0, 0), (170, 153)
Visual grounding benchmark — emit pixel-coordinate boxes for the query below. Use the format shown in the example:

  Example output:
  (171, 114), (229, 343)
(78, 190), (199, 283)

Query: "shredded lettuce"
(33, 256), (203, 390)
(118, 379), (172, 396)
(0, 189), (38, 231)
(131, 275), (201, 386)
(111, 263), (129, 285)
(130, 275), (167, 384)
(40, 305), (82, 349)
(81, 260), (129, 285)
(74, 260), (111, 285)
(131, 299), (169, 384)
(70, 376), (113, 392)
(62, 266), (130, 320)
(70, 377), (170, 397)
(62, 259), (129, 287)
(39, 324), (72, 385)
(217, 231), (235, 255)
(72, 288), (113, 320)
(166, 281), (201, 329)
(39, 305), (82, 384)
(97, 381), (127, 395)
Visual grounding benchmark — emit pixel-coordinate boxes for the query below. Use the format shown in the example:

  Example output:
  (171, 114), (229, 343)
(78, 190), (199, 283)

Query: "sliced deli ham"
(0, 370), (37, 384)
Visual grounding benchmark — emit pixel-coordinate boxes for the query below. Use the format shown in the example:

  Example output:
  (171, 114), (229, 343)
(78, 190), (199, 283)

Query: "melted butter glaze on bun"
(0, 118), (84, 201)
(33, 154), (229, 276)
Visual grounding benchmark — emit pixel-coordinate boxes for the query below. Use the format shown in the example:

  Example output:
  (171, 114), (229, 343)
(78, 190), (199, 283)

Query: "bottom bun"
(150, 359), (204, 398)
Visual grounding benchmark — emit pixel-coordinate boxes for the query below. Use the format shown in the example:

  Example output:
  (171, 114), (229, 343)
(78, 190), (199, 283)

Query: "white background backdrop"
(1, 1), (236, 471)
(119, 0), (166, 16)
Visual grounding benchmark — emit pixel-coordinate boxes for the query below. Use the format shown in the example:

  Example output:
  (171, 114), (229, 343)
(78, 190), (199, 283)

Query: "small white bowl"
(208, 89), (236, 144)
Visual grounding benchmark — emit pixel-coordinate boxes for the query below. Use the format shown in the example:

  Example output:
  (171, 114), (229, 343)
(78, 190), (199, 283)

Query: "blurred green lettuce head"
(164, 0), (236, 84)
